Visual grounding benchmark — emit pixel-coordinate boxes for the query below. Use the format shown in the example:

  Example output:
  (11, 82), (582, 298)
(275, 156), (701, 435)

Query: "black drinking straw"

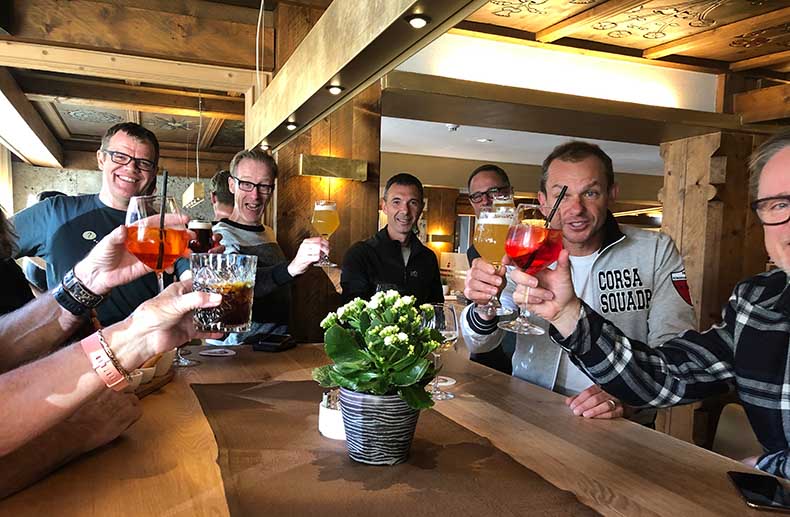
(545, 185), (567, 228)
(156, 169), (169, 271)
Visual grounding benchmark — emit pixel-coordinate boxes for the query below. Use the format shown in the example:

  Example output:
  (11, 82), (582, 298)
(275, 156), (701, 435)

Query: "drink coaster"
(199, 348), (237, 357)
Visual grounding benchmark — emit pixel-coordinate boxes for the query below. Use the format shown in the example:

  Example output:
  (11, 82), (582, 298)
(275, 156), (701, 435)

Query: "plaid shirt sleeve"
(549, 298), (736, 409)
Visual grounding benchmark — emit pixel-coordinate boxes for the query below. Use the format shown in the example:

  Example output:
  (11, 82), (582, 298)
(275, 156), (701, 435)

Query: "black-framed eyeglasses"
(102, 150), (156, 172)
(751, 195), (790, 226)
(469, 185), (512, 204)
(231, 174), (275, 195)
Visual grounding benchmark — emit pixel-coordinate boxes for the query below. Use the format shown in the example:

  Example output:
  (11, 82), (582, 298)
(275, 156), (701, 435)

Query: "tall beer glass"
(473, 205), (514, 317)
(312, 200), (339, 268)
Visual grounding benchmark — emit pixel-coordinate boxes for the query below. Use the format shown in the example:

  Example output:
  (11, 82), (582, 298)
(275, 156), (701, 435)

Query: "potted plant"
(313, 290), (441, 465)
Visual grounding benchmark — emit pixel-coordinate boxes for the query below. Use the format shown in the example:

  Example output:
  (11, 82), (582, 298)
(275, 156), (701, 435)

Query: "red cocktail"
(505, 225), (563, 275)
(498, 204), (564, 336)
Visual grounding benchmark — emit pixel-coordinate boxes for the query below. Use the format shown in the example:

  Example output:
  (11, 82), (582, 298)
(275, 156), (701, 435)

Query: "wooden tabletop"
(1, 342), (765, 516)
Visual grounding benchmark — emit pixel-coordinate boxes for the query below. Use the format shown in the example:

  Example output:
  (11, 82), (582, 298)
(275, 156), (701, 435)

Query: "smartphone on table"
(245, 333), (296, 352)
(729, 470), (790, 512)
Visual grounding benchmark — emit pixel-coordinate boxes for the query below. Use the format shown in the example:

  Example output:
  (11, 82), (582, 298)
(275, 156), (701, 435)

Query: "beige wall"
(381, 152), (664, 203)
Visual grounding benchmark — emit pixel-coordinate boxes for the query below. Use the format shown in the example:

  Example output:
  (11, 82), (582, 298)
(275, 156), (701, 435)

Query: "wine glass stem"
(432, 352), (441, 395)
(156, 271), (165, 293)
(519, 286), (531, 322)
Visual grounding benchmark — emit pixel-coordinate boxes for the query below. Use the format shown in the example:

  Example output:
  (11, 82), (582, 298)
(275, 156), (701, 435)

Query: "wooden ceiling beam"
(381, 71), (779, 146)
(733, 84), (790, 123)
(730, 49), (790, 72)
(0, 67), (62, 167)
(199, 118), (226, 150)
(8, 0), (274, 71)
(536, 0), (645, 43)
(16, 72), (246, 120)
(0, 39), (257, 93)
(643, 7), (790, 60)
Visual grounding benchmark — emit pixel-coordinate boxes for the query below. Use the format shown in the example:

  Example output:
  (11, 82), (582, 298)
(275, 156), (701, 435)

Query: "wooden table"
(1, 342), (765, 516)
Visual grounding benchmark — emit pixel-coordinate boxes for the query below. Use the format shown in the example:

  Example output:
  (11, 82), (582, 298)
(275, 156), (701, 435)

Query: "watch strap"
(63, 268), (104, 308)
(80, 333), (129, 391)
(54, 283), (88, 316)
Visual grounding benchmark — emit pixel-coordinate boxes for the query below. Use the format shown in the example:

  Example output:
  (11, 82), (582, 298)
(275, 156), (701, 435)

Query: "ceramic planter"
(338, 387), (420, 465)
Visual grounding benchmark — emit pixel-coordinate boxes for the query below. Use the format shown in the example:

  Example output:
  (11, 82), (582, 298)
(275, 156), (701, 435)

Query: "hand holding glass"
(498, 204), (563, 335)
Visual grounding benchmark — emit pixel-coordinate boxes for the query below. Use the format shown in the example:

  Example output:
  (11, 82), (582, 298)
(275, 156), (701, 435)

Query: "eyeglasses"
(469, 186), (512, 204)
(102, 150), (156, 173)
(231, 174), (275, 195)
(751, 195), (790, 226)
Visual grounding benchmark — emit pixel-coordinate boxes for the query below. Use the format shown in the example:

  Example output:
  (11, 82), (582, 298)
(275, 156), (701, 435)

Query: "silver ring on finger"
(607, 399), (617, 411)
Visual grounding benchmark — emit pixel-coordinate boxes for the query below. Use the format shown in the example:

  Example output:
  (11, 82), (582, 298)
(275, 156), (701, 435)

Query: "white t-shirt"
(555, 251), (599, 395)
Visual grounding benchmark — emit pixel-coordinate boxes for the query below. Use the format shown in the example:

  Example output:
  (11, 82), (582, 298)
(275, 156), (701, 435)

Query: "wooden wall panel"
(272, 2), (381, 342)
(424, 186), (460, 262)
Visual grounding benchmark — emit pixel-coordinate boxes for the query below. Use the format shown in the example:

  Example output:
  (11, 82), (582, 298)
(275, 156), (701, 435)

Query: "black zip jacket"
(340, 226), (443, 305)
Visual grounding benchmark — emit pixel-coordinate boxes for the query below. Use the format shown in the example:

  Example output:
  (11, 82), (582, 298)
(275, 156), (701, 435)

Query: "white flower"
(397, 332), (408, 342)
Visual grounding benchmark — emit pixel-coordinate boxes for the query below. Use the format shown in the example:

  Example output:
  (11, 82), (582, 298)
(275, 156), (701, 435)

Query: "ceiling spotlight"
(260, 143), (270, 151)
(405, 14), (430, 29)
(446, 124), (460, 132)
(475, 138), (493, 143)
(326, 85), (345, 95)
(286, 122), (298, 131)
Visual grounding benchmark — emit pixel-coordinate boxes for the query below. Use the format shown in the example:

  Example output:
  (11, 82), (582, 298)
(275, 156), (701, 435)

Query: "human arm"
(462, 257), (509, 322)
(513, 250), (733, 408)
(460, 270), (519, 354)
(9, 200), (50, 259)
(427, 252), (444, 304)
(286, 237), (329, 277)
(0, 390), (140, 499)
(0, 280), (222, 455)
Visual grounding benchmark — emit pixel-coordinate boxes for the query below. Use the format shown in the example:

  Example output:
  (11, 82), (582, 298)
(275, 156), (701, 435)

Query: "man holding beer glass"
(211, 149), (328, 342)
(462, 141), (695, 422)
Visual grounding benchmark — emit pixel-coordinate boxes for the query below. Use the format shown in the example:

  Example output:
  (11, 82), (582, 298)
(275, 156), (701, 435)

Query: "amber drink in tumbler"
(191, 254), (258, 332)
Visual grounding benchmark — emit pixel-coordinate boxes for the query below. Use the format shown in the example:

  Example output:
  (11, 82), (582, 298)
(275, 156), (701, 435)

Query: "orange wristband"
(80, 333), (129, 391)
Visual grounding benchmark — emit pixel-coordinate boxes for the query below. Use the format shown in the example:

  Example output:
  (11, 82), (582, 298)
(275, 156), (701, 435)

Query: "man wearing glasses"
(514, 130), (790, 477)
(11, 122), (187, 325)
(211, 148), (327, 343)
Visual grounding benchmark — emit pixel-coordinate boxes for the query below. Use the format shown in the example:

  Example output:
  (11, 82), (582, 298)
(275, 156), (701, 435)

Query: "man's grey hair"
(749, 129), (790, 200)
(229, 148), (278, 178)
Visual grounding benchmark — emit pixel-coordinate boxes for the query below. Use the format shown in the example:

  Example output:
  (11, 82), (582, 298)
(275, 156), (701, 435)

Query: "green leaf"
(312, 365), (338, 388)
(398, 385), (434, 410)
(334, 360), (370, 375)
(325, 325), (368, 364)
(391, 358), (430, 386)
(359, 312), (371, 334)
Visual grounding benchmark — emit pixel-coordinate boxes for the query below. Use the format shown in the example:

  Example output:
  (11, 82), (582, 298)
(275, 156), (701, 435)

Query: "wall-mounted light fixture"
(298, 153), (367, 181)
(326, 85), (345, 96)
(428, 233), (453, 243)
(404, 14), (431, 29)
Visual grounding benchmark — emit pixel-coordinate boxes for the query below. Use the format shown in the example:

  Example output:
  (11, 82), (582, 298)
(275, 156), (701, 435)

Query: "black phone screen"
(728, 471), (790, 512)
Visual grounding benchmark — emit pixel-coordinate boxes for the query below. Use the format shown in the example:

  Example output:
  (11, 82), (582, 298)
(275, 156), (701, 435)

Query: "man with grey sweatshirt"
(461, 141), (695, 422)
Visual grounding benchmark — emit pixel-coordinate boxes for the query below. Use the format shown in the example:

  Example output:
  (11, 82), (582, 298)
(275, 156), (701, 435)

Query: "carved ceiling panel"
(574, 0), (784, 51)
(468, 0), (608, 33)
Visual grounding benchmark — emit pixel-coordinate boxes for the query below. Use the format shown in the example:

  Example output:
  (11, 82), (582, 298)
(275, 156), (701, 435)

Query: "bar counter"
(0, 342), (765, 516)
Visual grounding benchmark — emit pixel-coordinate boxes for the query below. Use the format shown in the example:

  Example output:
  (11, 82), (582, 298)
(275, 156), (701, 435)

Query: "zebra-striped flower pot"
(339, 387), (420, 465)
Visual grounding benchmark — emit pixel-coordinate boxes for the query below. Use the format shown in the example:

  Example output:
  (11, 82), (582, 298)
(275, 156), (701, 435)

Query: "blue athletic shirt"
(12, 194), (188, 325)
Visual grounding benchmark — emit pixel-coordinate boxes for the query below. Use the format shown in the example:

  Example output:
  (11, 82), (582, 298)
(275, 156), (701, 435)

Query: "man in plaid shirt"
(511, 129), (790, 478)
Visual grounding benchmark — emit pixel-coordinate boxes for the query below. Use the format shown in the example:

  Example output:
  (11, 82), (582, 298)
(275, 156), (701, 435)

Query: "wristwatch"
(54, 268), (106, 316)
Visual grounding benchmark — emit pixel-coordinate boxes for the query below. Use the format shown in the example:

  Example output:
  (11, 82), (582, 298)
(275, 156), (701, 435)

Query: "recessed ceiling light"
(326, 85), (345, 95)
(260, 143), (270, 151)
(475, 138), (493, 143)
(404, 14), (430, 29)
(286, 122), (298, 131)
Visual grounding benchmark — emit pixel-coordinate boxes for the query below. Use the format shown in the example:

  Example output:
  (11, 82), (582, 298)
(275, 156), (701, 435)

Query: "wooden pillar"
(424, 186), (459, 262)
(271, 2), (382, 342)
(655, 131), (765, 444)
